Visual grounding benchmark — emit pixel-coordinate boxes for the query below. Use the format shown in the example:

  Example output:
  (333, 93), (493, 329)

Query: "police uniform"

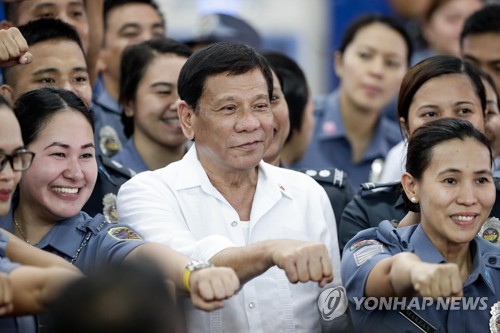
(0, 231), (36, 333)
(291, 90), (402, 190)
(92, 86), (127, 158)
(342, 220), (500, 333)
(82, 154), (135, 219)
(0, 199), (145, 333)
(339, 179), (500, 252)
(112, 137), (149, 174)
(298, 168), (354, 233)
(0, 208), (144, 273)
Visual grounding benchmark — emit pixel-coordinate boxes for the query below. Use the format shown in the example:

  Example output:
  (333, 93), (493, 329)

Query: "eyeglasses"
(0, 150), (35, 172)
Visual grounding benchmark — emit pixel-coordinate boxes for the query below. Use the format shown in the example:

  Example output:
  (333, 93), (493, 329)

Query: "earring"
(410, 197), (417, 203)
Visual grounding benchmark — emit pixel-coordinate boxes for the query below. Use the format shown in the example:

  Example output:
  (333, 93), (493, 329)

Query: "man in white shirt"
(117, 42), (347, 332)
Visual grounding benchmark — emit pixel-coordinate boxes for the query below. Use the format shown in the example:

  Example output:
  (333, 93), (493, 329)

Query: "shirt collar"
(172, 144), (294, 202)
(316, 90), (400, 162)
(0, 202), (102, 261)
(94, 89), (121, 115)
(119, 137), (150, 174)
(36, 212), (104, 259)
(410, 225), (446, 264)
(410, 225), (496, 294)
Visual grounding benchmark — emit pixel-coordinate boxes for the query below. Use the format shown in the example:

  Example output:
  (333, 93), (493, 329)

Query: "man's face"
(100, 3), (165, 82)
(11, 0), (89, 52)
(179, 68), (274, 173)
(462, 33), (500, 97)
(6, 39), (92, 106)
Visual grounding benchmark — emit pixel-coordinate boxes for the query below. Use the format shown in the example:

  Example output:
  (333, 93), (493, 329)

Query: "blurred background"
(158, 0), (399, 97)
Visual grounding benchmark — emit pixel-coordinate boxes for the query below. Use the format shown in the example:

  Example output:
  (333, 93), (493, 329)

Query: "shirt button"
(488, 257), (497, 265)
(248, 302), (255, 309)
(401, 241), (408, 249)
(231, 221), (238, 227)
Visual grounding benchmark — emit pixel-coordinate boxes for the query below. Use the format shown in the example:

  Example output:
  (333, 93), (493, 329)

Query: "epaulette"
(359, 181), (401, 195)
(299, 168), (347, 188)
(98, 155), (136, 183)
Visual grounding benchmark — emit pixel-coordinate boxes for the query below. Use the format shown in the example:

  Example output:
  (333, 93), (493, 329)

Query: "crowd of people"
(0, 1), (498, 333)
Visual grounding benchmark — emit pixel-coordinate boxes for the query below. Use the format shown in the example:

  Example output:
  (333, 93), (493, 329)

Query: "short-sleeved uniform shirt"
(341, 220), (500, 333)
(292, 90), (402, 190)
(0, 211), (144, 273)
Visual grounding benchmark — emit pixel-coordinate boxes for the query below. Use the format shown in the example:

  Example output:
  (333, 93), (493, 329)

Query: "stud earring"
(410, 197), (417, 203)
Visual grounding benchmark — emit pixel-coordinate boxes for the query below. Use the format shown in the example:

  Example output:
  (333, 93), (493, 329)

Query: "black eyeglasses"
(0, 150), (35, 172)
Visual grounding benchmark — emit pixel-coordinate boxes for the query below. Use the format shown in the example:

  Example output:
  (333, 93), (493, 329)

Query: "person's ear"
(0, 84), (15, 105)
(178, 101), (195, 140)
(401, 171), (419, 203)
(122, 99), (134, 118)
(399, 117), (410, 138)
(333, 51), (344, 78)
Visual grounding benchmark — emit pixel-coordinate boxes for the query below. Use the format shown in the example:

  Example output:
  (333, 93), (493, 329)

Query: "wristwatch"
(183, 261), (214, 292)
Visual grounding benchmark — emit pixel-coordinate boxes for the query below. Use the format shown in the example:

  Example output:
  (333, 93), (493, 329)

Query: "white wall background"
(156, 0), (334, 96)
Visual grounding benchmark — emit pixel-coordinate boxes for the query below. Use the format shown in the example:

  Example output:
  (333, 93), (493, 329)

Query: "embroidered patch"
(480, 217), (500, 245)
(107, 227), (142, 240)
(353, 244), (385, 266)
(349, 239), (383, 252)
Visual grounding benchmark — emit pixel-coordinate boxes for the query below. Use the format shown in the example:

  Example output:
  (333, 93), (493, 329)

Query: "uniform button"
(248, 302), (255, 309)
(401, 241), (408, 249)
(231, 221), (238, 227)
(488, 257), (497, 265)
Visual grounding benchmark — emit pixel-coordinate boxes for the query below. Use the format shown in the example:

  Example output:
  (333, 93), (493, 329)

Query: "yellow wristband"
(183, 266), (192, 292)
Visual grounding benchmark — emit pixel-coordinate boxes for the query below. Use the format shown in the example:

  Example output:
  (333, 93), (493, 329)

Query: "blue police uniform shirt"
(0, 207), (144, 274)
(92, 84), (127, 158)
(341, 220), (500, 333)
(292, 90), (402, 190)
(0, 232), (37, 333)
(113, 136), (149, 174)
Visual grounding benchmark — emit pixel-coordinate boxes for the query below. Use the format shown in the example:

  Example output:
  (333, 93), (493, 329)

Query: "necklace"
(13, 216), (32, 245)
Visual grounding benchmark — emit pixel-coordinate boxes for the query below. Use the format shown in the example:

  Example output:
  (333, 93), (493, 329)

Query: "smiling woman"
(342, 118), (500, 333)
(293, 14), (413, 189)
(113, 37), (193, 173)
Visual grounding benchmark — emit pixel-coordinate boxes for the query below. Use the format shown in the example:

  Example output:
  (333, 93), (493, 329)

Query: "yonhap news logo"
(353, 296), (489, 311)
(317, 286), (348, 321)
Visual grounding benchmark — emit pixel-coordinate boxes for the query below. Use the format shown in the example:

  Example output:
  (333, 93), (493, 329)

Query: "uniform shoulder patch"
(350, 239), (386, 267)
(107, 226), (142, 240)
(349, 239), (383, 252)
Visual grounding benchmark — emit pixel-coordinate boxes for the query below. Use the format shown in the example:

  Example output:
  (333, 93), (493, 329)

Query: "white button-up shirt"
(117, 145), (343, 333)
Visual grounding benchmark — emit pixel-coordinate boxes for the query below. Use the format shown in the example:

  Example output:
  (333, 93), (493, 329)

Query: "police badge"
(102, 193), (118, 224)
(99, 126), (122, 157)
(490, 302), (500, 333)
(480, 217), (500, 246)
